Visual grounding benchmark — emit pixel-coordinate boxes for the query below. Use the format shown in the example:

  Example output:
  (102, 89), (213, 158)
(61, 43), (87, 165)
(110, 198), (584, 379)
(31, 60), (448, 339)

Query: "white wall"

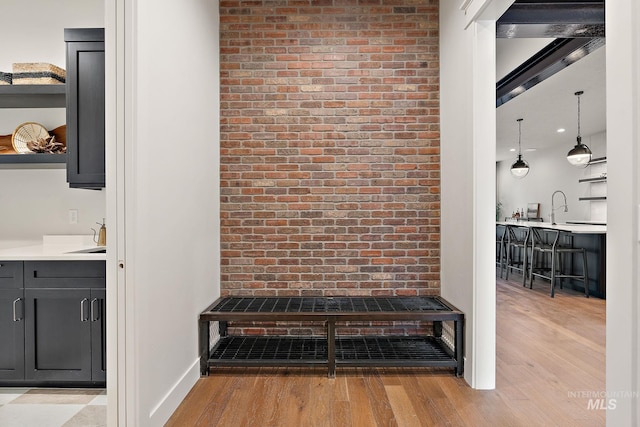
(0, 0), (105, 241)
(605, 0), (640, 424)
(440, 1), (475, 387)
(108, 0), (221, 424)
(0, 168), (106, 240)
(0, 0), (104, 71)
(496, 131), (606, 223)
(441, 1), (509, 389)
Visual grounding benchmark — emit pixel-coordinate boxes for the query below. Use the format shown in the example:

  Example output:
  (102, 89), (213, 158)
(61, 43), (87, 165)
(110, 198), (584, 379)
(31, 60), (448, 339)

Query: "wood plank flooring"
(166, 274), (605, 426)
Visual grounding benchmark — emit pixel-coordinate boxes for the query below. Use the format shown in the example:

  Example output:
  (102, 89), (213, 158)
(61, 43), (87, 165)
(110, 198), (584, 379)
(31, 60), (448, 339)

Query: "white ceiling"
(495, 39), (607, 161)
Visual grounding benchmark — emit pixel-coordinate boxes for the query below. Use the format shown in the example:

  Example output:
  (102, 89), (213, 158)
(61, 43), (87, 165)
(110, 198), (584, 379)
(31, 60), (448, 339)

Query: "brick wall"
(220, 1), (440, 303)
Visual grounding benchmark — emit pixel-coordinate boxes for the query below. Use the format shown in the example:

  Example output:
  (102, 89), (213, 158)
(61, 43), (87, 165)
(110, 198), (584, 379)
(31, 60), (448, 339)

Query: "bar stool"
(504, 225), (530, 287)
(527, 227), (589, 298)
(496, 224), (507, 278)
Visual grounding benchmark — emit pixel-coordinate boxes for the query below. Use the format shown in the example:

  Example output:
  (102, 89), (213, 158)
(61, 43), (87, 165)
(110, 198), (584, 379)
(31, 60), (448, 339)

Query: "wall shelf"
(579, 176), (607, 183)
(0, 85), (66, 166)
(0, 85), (66, 108)
(588, 156), (607, 165)
(0, 153), (67, 164)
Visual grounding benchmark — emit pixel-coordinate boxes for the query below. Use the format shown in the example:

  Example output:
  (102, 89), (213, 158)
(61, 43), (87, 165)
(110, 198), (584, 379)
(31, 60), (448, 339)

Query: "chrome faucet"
(551, 190), (568, 225)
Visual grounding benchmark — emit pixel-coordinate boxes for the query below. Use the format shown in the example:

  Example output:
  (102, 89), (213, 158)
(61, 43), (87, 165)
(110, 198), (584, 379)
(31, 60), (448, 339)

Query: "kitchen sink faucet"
(551, 190), (568, 225)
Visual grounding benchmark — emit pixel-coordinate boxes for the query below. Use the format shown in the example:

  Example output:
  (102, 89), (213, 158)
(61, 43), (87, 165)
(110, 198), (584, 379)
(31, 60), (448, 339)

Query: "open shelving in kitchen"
(0, 153), (66, 164)
(578, 156), (607, 202)
(0, 84), (66, 166)
(578, 176), (606, 183)
(0, 84), (65, 108)
(587, 156), (607, 165)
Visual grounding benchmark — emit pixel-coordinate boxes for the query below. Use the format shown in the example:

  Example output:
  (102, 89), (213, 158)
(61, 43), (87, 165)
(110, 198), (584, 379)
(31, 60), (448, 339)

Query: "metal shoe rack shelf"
(199, 296), (464, 377)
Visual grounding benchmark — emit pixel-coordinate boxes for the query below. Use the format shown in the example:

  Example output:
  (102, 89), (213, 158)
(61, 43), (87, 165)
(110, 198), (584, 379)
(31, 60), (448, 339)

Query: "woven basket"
(12, 63), (65, 85)
(0, 72), (11, 85)
(11, 122), (50, 153)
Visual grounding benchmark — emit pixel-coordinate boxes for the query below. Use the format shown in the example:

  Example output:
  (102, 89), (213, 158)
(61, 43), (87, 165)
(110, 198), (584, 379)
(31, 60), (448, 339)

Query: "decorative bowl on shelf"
(11, 122), (49, 153)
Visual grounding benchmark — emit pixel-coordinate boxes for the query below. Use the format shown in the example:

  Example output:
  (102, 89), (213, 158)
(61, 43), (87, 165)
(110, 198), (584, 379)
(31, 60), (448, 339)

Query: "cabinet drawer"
(0, 262), (23, 289)
(24, 261), (105, 289)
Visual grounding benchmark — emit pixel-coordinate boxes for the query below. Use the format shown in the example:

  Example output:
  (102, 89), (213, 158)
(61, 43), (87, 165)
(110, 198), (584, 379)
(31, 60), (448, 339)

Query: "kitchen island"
(497, 221), (606, 298)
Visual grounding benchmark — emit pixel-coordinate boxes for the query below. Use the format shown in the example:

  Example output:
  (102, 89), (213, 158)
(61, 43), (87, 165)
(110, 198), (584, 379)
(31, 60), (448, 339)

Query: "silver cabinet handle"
(80, 298), (89, 321)
(90, 298), (100, 321)
(13, 298), (22, 322)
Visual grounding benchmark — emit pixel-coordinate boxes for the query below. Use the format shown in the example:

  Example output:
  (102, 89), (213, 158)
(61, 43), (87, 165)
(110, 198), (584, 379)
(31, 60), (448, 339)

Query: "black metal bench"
(199, 296), (464, 377)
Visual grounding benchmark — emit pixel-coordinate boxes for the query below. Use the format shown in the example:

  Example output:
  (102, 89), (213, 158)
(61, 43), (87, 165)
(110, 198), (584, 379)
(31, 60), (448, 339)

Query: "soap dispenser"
(92, 219), (106, 246)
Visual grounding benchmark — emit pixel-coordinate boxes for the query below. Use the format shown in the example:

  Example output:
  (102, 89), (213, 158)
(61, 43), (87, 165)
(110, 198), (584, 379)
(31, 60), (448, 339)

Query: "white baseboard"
(148, 357), (200, 425)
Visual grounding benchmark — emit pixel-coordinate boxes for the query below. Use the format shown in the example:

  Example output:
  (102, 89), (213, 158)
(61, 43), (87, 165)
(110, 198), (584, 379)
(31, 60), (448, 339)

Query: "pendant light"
(567, 90), (592, 166)
(510, 118), (529, 178)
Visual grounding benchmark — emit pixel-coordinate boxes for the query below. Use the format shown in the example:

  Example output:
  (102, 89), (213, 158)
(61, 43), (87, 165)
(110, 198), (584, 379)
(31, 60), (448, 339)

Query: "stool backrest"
(506, 225), (530, 245)
(531, 227), (560, 249)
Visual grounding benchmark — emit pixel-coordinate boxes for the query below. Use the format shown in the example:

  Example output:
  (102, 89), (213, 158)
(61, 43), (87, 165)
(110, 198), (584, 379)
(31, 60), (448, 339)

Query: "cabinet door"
(0, 262), (24, 381)
(0, 289), (24, 381)
(90, 289), (106, 382)
(24, 288), (92, 381)
(65, 28), (105, 189)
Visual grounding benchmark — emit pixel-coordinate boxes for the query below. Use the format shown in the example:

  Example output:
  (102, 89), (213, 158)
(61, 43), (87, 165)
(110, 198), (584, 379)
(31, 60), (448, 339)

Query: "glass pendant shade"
(567, 91), (592, 167)
(510, 155), (530, 178)
(510, 118), (529, 178)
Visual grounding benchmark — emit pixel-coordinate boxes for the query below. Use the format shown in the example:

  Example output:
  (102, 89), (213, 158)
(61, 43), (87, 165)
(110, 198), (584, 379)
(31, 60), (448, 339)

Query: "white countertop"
(0, 235), (106, 261)
(497, 221), (606, 234)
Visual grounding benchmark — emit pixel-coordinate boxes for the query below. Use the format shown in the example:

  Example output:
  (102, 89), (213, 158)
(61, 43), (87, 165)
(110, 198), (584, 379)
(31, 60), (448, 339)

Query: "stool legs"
(582, 249), (589, 298)
(550, 249), (557, 298)
(504, 226), (529, 283)
(529, 245), (589, 298)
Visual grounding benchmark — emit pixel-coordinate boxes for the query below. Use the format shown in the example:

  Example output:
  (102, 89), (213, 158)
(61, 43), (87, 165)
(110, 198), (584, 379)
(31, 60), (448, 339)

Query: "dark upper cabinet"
(65, 28), (105, 189)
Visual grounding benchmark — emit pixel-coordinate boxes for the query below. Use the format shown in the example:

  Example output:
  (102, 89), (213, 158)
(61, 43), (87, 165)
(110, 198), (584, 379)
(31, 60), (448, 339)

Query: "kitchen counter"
(0, 235), (106, 261)
(497, 221), (606, 234)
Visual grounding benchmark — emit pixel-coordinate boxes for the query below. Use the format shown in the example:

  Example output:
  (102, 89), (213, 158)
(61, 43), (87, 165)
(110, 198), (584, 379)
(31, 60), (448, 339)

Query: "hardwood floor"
(166, 274), (605, 426)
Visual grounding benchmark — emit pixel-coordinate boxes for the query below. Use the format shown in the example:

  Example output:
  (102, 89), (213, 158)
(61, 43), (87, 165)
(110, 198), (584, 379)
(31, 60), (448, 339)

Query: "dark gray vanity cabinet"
(0, 261), (105, 385)
(65, 28), (105, 189)
(0, 262), (25, 381)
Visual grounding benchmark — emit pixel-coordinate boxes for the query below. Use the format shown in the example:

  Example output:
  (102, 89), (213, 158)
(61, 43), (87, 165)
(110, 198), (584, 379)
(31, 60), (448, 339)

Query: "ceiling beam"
(497, 1), (605, 38)
(496, 37), (605, 107)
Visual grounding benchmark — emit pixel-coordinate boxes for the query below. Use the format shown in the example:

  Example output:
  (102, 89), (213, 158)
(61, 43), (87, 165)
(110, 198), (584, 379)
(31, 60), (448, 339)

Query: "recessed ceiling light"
(557, 128), (566, 133)
(525, 148), (537, 152)
(509, 148), (516, 152)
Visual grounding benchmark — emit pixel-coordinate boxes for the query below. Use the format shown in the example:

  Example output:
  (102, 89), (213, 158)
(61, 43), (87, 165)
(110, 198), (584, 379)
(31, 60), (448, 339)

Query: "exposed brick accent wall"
(220, 1), (440, 302)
